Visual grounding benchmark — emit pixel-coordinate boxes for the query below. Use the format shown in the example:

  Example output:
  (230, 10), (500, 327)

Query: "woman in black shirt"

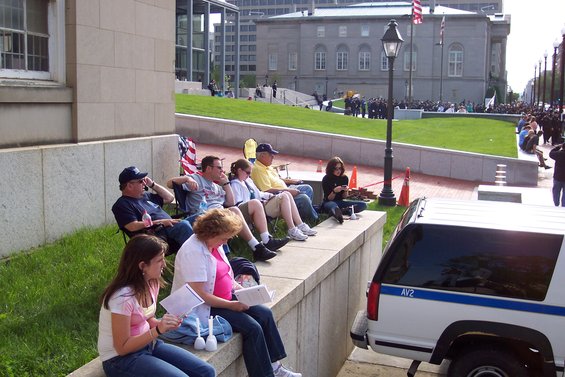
(321, 157), (367, 223)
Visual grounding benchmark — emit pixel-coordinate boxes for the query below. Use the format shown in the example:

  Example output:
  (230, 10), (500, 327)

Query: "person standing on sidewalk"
(549, 144), (565, 206)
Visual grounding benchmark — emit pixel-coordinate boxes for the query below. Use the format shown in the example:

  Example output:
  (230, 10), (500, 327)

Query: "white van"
(351, 198), (565, 377)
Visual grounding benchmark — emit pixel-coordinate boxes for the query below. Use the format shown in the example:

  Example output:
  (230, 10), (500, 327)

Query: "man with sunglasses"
(167, 155), (287, 261)
(112, 166), (193, 254)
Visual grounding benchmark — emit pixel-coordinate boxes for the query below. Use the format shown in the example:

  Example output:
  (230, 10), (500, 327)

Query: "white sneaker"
(298, 222), (317, 236)
(288, 227), (308, 241)
(274, 364), (302, 377)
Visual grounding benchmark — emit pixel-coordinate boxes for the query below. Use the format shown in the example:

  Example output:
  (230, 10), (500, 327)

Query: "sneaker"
(264, 236), (290, 251)
(274, 364), (302, 377)
(253, 243), (277, 261)
(298, 222), (317, 236)
(544, 165), (552, 170)
(288, 227), (308, 241)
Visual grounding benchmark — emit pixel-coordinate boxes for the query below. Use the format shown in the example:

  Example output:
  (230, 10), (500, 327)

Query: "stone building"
(254, 2), (510, 103)
(219, 0), (503, 82)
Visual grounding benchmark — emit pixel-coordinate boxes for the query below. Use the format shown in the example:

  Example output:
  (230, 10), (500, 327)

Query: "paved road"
(337, 348), (448, 377)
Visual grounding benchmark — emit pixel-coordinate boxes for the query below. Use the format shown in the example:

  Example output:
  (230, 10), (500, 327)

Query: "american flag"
(413, 0), (423, 24)
(439, 16), (445, 44)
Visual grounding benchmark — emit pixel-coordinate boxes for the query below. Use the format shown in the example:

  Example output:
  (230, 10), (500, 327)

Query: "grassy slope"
(176, 94), (517, 157)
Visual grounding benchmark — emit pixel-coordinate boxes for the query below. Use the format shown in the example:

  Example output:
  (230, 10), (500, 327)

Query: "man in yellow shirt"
(251, 143), (318, 221)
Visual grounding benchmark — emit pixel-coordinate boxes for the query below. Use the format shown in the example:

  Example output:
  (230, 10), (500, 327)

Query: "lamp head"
(561, 25), (565, 36)
(381, 19), (404, 58)
(544, 51), (548, 58)
(554, 39), (561, 49)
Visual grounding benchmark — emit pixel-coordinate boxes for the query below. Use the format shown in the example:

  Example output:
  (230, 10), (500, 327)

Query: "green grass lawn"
(0, 206), (403, 376)
(176, 94), (517, 157)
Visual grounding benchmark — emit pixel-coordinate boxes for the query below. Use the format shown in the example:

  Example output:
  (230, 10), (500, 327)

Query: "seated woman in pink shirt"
(171, 209), (301, 377)
(97, 235), (214, 377)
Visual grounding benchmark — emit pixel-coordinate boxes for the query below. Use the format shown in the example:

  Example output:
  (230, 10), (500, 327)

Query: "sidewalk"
(198, 143), (477, 201)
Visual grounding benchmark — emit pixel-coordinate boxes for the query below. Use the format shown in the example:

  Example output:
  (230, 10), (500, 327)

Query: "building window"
(1, 0), (54, 79)
(448, 44), (463, 77)
(314, 50), (326, 70)
(288, 52), (297, 70)
(380, 52), (388, 71)
(361, 24), (369, 37)
(359, 51), (370, 71)
(268, 53), (277, 70)
(336, 51), (348, 70)
(317, 26), (325, 37)
(403, 49), (417, 71)
(338, 26), (347, 37)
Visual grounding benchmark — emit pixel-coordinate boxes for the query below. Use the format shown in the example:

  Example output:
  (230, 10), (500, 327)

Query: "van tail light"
(367, 281), (381, 321)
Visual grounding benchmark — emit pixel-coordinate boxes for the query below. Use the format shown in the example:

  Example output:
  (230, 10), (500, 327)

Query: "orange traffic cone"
(350, 166), (358, 189)
(317, 160), (323, 173)
(397, 167), (410, 207)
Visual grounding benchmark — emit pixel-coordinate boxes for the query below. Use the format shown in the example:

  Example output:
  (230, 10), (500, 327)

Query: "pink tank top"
(212, 248), (233, 300)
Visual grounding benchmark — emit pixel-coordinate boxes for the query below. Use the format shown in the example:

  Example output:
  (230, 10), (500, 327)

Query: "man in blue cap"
(251, 143), (319, 224)
(112, 166), (193, 253)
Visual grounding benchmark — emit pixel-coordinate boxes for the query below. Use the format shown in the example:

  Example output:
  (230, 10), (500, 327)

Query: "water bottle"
(142, 210), (153, 227)
(198, 198), (208, 215)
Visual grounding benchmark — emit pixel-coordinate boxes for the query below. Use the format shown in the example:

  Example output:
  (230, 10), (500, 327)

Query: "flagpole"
(408, 5), (414, 107)
(439, 16), (444, 102)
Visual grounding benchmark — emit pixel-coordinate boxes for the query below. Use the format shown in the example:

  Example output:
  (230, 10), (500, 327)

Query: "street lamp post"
(378, 19), (403, 206)
(537, 60), (542, 109)
(294, 75), (298, 91)
(542, 51), (548, 109)
(265, 74), (268, 86)
(325, 76), (329, 98)
(559, 26), (565, 119)
(551, 40), (559, 108)
(533, 64), (537, 106)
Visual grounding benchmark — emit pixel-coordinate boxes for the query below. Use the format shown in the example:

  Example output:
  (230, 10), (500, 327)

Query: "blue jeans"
(211, 304), (286, 377)
(553, 179), (565, 206)
(321, 199), (367, 215)
(290, 184), (313, 201)
(160, 220), (193, 247)
(102, 339), (215, 377)
(294, 193), (319, 221)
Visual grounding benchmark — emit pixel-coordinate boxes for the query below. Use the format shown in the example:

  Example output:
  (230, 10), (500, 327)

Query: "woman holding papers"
(172, 208), (302, 377)
(97, 235), (215, 377)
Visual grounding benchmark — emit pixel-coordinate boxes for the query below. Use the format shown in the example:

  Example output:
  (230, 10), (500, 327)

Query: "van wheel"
(448, 347), (528, 377)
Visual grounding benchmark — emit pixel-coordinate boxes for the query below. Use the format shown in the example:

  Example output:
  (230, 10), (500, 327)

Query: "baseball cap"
(119, 166), (148, 184)
(256, 143), (279, 154)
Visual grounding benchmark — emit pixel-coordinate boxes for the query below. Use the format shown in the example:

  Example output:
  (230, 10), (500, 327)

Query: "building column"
(234, 11), (240, 98)
(204, 2), (210, 87)
(186, 0), (193, 81)
(220, 8), (226, 93)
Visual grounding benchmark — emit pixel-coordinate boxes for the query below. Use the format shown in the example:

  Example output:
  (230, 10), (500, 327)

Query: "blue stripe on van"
(381, 285), (565, 316)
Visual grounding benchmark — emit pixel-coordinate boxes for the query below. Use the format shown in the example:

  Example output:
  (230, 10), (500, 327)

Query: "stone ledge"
(67, 211), (386, 377)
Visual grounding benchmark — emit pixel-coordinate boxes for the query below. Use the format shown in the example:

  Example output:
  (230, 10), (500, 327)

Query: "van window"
(382, 224), (562, 301)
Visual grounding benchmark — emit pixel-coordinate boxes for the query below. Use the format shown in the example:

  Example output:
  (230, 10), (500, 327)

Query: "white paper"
(234, 284), (275, 306)
(160, 283), (205, 317)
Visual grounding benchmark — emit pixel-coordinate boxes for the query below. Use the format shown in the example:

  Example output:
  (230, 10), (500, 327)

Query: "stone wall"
(0, 135), (178, 259)
(176, 114), (538, 186)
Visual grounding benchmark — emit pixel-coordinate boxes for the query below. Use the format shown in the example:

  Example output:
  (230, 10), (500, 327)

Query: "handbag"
(159, 313), (233, 345)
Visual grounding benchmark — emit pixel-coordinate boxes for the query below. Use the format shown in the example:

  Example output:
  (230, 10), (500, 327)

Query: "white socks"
(260, 232), (271, 244)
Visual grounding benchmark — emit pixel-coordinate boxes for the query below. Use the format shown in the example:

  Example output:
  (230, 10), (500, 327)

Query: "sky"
(504, 0), (565, 95)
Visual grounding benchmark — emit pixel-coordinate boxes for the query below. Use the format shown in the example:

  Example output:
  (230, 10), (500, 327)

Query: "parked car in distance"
(351, 197), (565, 377)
